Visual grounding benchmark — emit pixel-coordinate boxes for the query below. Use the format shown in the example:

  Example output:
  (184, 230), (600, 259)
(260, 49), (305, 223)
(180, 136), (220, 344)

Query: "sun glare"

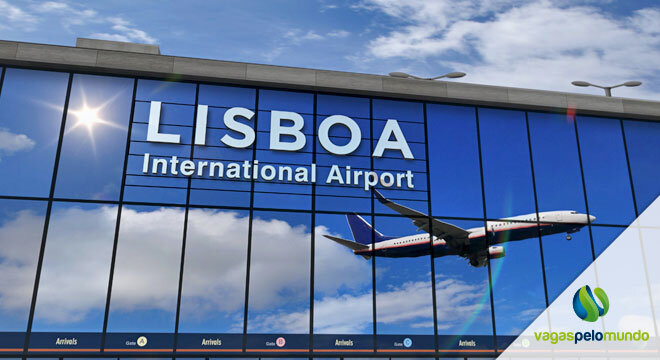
(74, 106), (102, 128)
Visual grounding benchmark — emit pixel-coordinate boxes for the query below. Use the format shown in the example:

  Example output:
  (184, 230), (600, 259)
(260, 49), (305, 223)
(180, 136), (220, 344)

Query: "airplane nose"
(589, 215), (596, 223)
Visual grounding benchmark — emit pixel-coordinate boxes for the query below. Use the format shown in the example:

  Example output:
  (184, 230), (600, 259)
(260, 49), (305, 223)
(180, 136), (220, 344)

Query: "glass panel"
(528, 112), (592, 303)
(177, 208), (249, 351)
(623, 119), (660, 214)
(374, 215), (435, 353)
(0, 68), (69, 197)
(591, 225), (626, 258)
(125, 80), (196, 205)
(136, 79), (195, 105)
(478, 108), (535, 218)
(105, 205), (184, 351)
(0, 199), (47, 350)
(199, 84), (255, 109)
(427, 104), (483, 218)
(478, 108), (547, 339)
(317, 94), (369, 117)
(258, 89), (313, 114)
(488, 220), (547, 348)
(30, 202), (116, 351)
(577, 116), (635, 225)
(315, 95), (371, 213)
(190, 85), (256, 207)
(434, 219), (494, 352)
(372, 99), (427, 214)
(640, 225), (660, 340)
(246, 211), (310, 351)
(314, 213), (374, 351)
(253, 90), (314, 210)
(55, 74), (133, 200)
(125, 100), (194, 205)
(372, 99), (424, 122)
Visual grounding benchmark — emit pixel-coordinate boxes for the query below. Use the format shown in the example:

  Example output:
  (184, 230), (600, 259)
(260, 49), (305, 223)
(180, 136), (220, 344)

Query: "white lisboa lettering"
(146, 101), (414, 159)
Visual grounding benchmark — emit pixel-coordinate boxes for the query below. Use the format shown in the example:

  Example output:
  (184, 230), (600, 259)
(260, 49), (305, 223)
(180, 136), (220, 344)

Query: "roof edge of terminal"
(0, 39), (658, 120)
(75, 37), (160, 55)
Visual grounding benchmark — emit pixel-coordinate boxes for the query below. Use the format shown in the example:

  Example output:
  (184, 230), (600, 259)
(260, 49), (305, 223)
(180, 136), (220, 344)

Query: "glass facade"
(0, 65), (657, 358)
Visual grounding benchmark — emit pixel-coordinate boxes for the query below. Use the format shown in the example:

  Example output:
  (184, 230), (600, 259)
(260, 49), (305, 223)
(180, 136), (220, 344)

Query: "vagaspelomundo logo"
(534, 285), (650, 344)
(573, 285), (609, 322)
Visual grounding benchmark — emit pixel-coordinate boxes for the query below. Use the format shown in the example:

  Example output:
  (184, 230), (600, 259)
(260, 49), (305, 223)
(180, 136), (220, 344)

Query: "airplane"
(323, 190), (596, 267)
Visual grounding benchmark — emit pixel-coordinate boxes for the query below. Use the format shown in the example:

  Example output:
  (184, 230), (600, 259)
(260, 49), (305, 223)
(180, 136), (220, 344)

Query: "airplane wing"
(374, 190), (470, 250)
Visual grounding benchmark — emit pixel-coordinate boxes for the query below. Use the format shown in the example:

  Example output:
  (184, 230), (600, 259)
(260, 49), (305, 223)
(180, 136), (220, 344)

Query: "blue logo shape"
(403, 338), (412, 348)
(572, 285), (609, 322)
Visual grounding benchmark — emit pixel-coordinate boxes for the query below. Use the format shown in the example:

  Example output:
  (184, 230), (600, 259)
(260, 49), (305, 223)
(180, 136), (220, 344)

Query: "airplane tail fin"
(346, 213), (392, 245)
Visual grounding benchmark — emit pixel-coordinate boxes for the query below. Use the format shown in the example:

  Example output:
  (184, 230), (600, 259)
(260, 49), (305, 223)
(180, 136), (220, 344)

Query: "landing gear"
(566, 234), (572, 240)
(469, 256), (487, 267)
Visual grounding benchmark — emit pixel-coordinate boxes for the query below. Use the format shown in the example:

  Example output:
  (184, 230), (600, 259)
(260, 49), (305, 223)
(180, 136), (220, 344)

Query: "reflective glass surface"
(177, 208), (249, 350)
(577, 116), (635, 225)
(623, 119), (660, 213)
(528, 112), (592, 303)
(478, 108), (546, 338)
(374, 215), (434, 352)
(0, 199), (46, 348)
(314, 213), (373, 340)
(106, 205), (184, 350)
(54, 74), (133, 200)
(0, 68), (69, 197)
(0, 67), (658, 357)
(246, 211), (311, 350)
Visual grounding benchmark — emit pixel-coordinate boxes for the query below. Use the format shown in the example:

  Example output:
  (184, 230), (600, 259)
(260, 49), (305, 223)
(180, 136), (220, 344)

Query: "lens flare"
(72, 106), (102, 129)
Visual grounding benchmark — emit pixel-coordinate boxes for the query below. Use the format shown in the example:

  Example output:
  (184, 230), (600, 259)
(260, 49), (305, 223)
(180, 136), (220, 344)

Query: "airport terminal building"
(0, 38), (659, 359)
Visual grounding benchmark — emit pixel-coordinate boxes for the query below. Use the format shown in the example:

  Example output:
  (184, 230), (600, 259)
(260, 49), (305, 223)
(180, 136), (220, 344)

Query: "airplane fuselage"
(354, 211), (594, 259)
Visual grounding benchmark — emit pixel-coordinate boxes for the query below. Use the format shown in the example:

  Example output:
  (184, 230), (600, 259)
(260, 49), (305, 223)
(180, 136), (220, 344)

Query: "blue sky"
(1, 0), (660, 100)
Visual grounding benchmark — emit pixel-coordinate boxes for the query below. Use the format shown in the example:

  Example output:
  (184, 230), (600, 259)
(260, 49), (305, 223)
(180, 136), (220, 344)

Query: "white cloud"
(0, 206), (490, 333)
(32, 1), (97, 19)
(631, 8), (660, 35)
(328, 30), (350, 38)
(0, 209), (44, 311)
(320, 3), (338, 12)
(90, 17), (156, 44)
(0, 128), (36, 160)
(0, 1), (158, 44)
(258, 275), (487, 334)
(284, 29), (325, 44)
(33, 206), (117, 323)
(0, 0), (38, 31)
(361, 0), (660, 99)
(283, 29), (351, 45)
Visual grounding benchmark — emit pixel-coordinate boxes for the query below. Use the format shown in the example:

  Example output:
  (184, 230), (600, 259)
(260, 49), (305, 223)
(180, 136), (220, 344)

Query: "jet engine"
(488, 246), (505, 259)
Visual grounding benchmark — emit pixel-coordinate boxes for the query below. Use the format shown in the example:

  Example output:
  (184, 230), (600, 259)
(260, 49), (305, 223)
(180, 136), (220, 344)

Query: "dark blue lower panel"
(104, 332), (173, 354)
(1, 331), (505, 355)
(313, 334), (373, 352)
(437, 334), (496, 353)
(245, 333), (309, 353)
(28, 332), (101, 353)
(376, 334), (434, 352)
(176, 333), (242, 354)
(0, 332), (24, 353)
(496, 335), (519, 350)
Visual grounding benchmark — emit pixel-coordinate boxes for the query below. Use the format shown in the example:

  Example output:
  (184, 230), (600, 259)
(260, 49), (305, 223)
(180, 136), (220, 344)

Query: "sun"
(73, 106), (102, 129)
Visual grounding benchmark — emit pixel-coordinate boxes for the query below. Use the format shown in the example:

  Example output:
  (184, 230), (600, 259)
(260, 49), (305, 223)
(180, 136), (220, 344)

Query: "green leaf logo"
(573, 285), (609, 322)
